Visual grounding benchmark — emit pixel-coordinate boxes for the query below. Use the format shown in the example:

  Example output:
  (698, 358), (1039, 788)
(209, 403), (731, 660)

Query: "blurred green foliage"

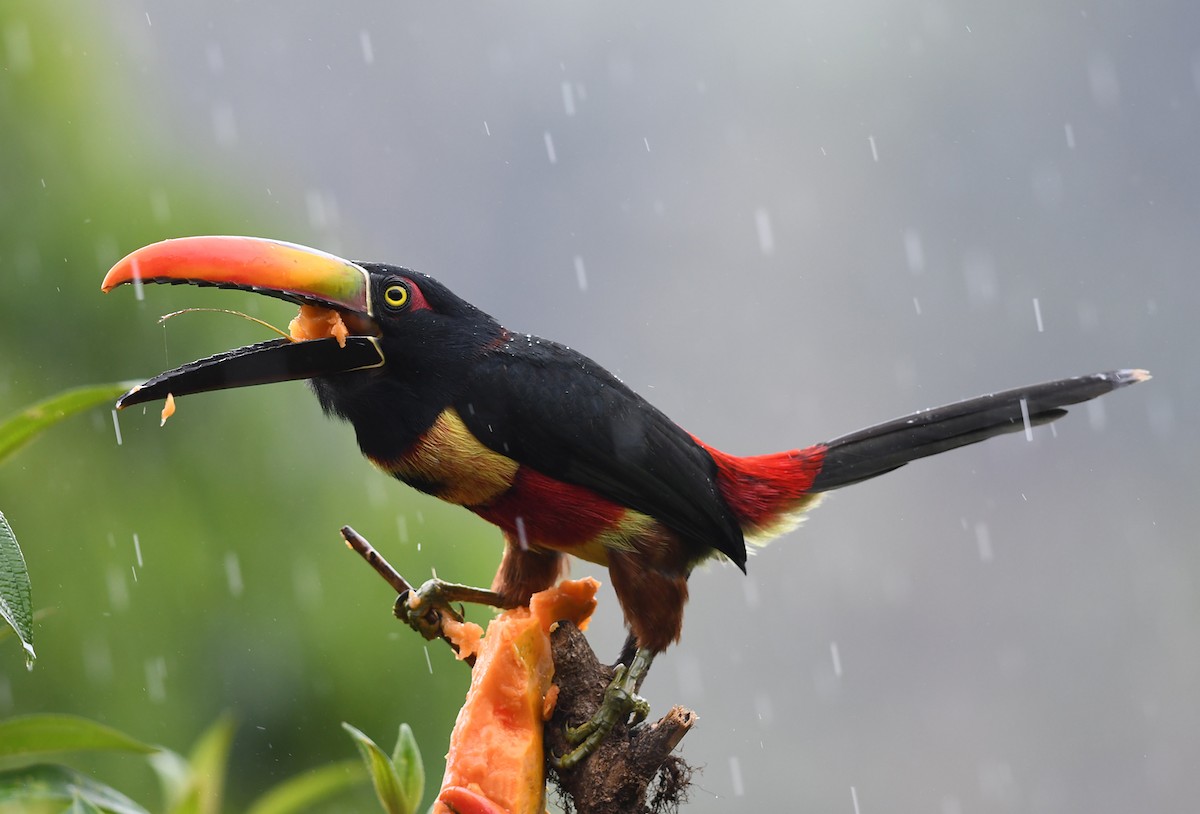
(0, 4), (496, 809)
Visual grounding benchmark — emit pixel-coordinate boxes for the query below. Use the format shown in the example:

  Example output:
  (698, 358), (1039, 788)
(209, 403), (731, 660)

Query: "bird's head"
(101, 236), (500, 418)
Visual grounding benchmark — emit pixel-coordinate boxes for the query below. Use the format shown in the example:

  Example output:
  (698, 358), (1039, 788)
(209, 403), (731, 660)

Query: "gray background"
(46, 2), (1200, 811)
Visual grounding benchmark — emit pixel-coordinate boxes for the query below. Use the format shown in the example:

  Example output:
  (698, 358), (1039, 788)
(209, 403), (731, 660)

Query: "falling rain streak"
(754, 207), (774, 256)
(1019, 398), (1033, 441)
(145, 657), (167, 703)
(903, 229), (925, 273)
(729, 755), (744, 797)
(868, 135), (879, 162)
(830, 641), (843, 677)
(561, 81), (575, 116)
(359, 30), (374, 64)
(107, 565), (129, 611)
(543, 131), (557, 164)
(133, 533), (143, 567)
(225, 551), (244, 597)
(111, 410), (123, 445)
(1032, 298), (1044, 332)
(851, 785), (862, 814)
(975, 522), (993, 562)
(573, 255), (588, 292)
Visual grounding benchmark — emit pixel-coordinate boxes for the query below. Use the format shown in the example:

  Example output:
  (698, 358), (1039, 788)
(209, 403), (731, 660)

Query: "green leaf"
(0, 510), (34, 668)
(0, 714), (158, 759)
(0, 763), (150, 814)
(164, 714), (236, 814)
(0, 382), (138, 466)
(342, 722), (412, 814)
(391, 724), (424, 813)
(244, 759), (367, 814)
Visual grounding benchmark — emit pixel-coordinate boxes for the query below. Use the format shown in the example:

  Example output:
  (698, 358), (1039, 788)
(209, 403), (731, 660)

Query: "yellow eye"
(384, 283), (409, 309)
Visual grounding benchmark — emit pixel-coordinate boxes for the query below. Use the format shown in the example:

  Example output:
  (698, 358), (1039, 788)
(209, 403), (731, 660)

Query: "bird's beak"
(102, 235), (385, 409)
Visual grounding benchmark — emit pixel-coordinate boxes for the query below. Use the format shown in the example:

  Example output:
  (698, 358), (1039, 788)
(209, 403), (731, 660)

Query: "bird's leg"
(341, 526), (515, 649)
(393, 578), (518, 642)
(552, 646), (655, 770)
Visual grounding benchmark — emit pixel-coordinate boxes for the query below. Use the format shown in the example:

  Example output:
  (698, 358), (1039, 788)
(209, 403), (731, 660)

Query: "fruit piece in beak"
(103, 236), (385, 410)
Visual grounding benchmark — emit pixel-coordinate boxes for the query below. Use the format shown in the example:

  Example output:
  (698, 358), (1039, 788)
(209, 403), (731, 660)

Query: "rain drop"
(830, 641), (843, 677)
(1019, 398), (1033, 441)
(868, 135), (879, 162)
(145, 656), (167, 703)
(851, 785), (862, 814)
(1032, 298), (1044, 332)
(107, 565), (129, 611)
(133, 533), (143, 567)
(561, 81), (576, 116)
(543, 131), (558, 164)
(974, 522), (993, 562)
(753, 692), (773, 725)
(225, 551), (244, 597)
(573, 255), (588, 292)
(111, 410), (123, 446)
(754, 207), (774, 256)
(729, 756), (744, 797)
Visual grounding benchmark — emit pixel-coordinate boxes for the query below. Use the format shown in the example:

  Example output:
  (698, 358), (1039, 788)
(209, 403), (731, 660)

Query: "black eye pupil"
(386, 285), (407, 306)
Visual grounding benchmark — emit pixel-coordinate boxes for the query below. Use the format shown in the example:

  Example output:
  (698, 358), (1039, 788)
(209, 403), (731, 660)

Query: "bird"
(102, 235), (1148, 765)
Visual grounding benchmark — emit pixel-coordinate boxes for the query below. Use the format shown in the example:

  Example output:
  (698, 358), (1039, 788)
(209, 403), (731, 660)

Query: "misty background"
(1, 2), (1195, 811)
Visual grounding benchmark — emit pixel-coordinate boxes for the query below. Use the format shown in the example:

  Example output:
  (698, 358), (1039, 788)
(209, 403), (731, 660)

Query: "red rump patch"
(473, 467), (627, 551)
(694, 438), (826, 529)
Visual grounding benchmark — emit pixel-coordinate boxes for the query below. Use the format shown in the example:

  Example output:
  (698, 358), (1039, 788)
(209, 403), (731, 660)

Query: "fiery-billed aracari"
(102, 236), (1148, 764)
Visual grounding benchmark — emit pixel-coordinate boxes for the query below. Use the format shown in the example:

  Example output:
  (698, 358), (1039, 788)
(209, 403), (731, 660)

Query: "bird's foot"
(552, 647), (654, 770)
(393, 578), (510, 642)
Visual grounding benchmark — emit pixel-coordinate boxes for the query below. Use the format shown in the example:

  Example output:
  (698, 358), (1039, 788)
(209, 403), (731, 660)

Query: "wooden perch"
(546, 622), (697, 814)
(340, 525), (697, 813)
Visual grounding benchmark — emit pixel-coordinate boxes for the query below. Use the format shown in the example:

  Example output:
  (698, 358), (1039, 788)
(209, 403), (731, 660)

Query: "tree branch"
(546, 622), (696, 814)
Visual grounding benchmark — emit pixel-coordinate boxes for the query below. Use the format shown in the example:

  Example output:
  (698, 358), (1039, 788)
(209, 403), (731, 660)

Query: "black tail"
(808, 369), (1149, 492)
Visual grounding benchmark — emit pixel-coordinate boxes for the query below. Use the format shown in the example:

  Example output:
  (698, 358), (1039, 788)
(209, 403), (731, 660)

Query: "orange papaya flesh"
(433, 578), (600, 814)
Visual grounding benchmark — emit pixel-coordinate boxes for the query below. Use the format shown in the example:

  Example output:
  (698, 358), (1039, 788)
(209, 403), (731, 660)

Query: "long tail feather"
(808, 369), (1149, 492)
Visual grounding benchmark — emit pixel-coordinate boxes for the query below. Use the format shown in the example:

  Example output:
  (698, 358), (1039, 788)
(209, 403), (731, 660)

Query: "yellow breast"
(371, 408), (519, 507)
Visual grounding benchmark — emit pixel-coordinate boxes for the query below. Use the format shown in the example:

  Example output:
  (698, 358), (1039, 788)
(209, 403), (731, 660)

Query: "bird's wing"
(456, 335), (746, 568)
